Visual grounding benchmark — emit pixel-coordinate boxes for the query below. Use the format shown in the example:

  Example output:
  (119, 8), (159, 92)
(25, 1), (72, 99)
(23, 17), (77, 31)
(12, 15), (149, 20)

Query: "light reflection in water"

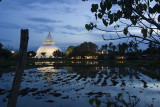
(0, 65), (160, 107)
(37, 67), (62, 82)
(37, 66), (60, 72)
(33, 61), (99, 66)
(35, 62), (54, 65)
(116, 61), (124, 63)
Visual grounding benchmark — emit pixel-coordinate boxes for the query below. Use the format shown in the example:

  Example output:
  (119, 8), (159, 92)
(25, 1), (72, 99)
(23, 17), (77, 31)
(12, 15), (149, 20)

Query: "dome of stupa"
(35, 32), (61, 58)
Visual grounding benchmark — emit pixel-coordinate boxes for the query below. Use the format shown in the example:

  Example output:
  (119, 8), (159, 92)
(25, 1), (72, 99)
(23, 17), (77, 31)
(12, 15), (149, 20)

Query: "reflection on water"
(0, 65), (160, 107)
(32, 61), (99, 66)
(116, 61), (124, 63)
(37, 66), (62, 72)
(35, 62), (54, 65)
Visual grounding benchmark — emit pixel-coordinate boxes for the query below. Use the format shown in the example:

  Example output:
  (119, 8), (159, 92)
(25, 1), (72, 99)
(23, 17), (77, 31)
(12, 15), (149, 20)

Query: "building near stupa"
(35, 32), (61, 58)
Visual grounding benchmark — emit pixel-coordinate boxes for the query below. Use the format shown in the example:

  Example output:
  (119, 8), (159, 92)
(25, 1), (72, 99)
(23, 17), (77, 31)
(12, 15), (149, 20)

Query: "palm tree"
(101, 45), (105, 50)
(112, 45), (116, 52)
(121, 43), (128, 54)
(104, 44), (108, 50)
(118, 43), (122, 54)
(129, 40), (133, 52)
(109, 42), (113, 50)
(101, 44), (108, 50)
(133, 43), (138, 52)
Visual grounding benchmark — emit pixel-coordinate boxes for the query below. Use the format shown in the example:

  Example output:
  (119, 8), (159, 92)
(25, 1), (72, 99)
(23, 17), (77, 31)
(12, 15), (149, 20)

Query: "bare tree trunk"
(7, 29), (29, 107)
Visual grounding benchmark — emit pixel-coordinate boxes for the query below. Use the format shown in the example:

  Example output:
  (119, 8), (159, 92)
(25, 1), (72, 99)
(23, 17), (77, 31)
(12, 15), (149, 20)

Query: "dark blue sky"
(0, 0), (147, 51)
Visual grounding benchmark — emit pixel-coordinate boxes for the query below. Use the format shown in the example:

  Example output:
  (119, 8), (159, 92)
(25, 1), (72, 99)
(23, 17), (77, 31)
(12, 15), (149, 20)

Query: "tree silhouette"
(70, 42), (98, 58)
(129, 40), (134, 52)
(41, 52), (46, 58)
(101, 44), (108, 50)
(27, 51), (36, 57)
(85, 0), (160, 45)
(133, 43), (138, 52)
(109, 42), (113, 50)
(0, 43), (3, 51)
(112, 45), (116, 52)
(65, 46), (75, 57)
(118, 43), (128, 55)
(53, 49), (63, 58)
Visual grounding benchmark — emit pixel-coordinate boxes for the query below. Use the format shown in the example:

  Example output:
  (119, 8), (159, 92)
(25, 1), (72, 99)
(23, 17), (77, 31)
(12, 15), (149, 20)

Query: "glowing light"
(11, 51), (14, 54)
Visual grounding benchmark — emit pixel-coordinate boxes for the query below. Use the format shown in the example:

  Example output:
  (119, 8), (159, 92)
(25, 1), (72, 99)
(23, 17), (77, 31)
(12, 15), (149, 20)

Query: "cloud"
(85, 15), (92, 20)
(16, 0), (79, 8)
(60, 31), (77, 35)
(27, 0), (77, 5)
(0, 21), (54, 33)
(28, 17), (62, 23)
(63, 25), (83, 31)
(59, 6), (76, 14)
(0, 0), (78, 12)
(29, 24), (54, 33)
(0, 22), (20, 29)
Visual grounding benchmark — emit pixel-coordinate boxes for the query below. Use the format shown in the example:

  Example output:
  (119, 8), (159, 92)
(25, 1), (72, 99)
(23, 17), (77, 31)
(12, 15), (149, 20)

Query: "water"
(0, 65), (160, 107)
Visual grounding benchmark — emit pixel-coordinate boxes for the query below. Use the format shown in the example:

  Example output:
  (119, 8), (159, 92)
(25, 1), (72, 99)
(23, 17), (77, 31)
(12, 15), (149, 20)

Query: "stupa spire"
(43, 32), (55, 45)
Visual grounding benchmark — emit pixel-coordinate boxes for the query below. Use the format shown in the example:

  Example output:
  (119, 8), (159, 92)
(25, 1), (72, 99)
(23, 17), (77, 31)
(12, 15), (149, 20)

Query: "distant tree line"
(65, 41), (160, 60)
(1, 41), (160, 60)
(27, 41), (160, 60)
(100, 41), (160, 60)
(0, 43), (18, 60)
(65, 42), (98, 59)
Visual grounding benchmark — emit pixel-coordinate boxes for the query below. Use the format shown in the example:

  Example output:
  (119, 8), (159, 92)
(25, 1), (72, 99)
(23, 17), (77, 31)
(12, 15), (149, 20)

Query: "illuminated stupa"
(35, 32), (60, 58)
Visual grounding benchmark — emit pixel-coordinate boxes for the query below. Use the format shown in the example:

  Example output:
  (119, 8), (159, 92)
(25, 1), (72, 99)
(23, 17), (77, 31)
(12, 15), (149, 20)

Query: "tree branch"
(102, 34), (160, 45)
(95, 27), (122, 32)
(132, 8), (160, 30)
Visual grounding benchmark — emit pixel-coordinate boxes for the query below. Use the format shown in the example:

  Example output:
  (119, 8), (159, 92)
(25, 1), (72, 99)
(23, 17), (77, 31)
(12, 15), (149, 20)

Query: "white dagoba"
(35, 32), (60, 58)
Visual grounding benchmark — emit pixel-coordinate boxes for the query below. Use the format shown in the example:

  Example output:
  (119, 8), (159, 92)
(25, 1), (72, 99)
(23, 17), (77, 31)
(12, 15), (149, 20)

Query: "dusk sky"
(0, 0), (147, 51)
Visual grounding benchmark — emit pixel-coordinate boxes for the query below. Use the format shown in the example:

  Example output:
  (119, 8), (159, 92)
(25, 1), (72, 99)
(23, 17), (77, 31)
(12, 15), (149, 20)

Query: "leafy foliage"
(70, 42), (98, 58)
(85, 23), (97, 31)
(66, 41), (159, 60)
(27, 51), (36, 57)
(0, 43), (2, 50)
(0, 42), (18, 60)
(65, 46), (76, 57)
(85, 0), (160, 45)
(53, 49), (64, 58)
(0, 49), (12, 59)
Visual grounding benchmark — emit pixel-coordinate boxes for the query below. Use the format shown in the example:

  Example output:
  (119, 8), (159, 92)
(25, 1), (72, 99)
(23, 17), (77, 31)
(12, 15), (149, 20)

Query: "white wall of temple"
(35, 45), (61, 58)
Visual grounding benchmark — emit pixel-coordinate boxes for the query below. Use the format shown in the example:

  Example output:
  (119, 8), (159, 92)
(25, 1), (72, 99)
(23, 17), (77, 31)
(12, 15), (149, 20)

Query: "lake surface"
(0, 65), (160, 107)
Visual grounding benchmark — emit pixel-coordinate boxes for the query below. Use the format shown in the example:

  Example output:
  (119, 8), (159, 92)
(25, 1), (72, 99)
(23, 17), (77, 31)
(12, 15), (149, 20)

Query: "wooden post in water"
(7, 29), (29, 107)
